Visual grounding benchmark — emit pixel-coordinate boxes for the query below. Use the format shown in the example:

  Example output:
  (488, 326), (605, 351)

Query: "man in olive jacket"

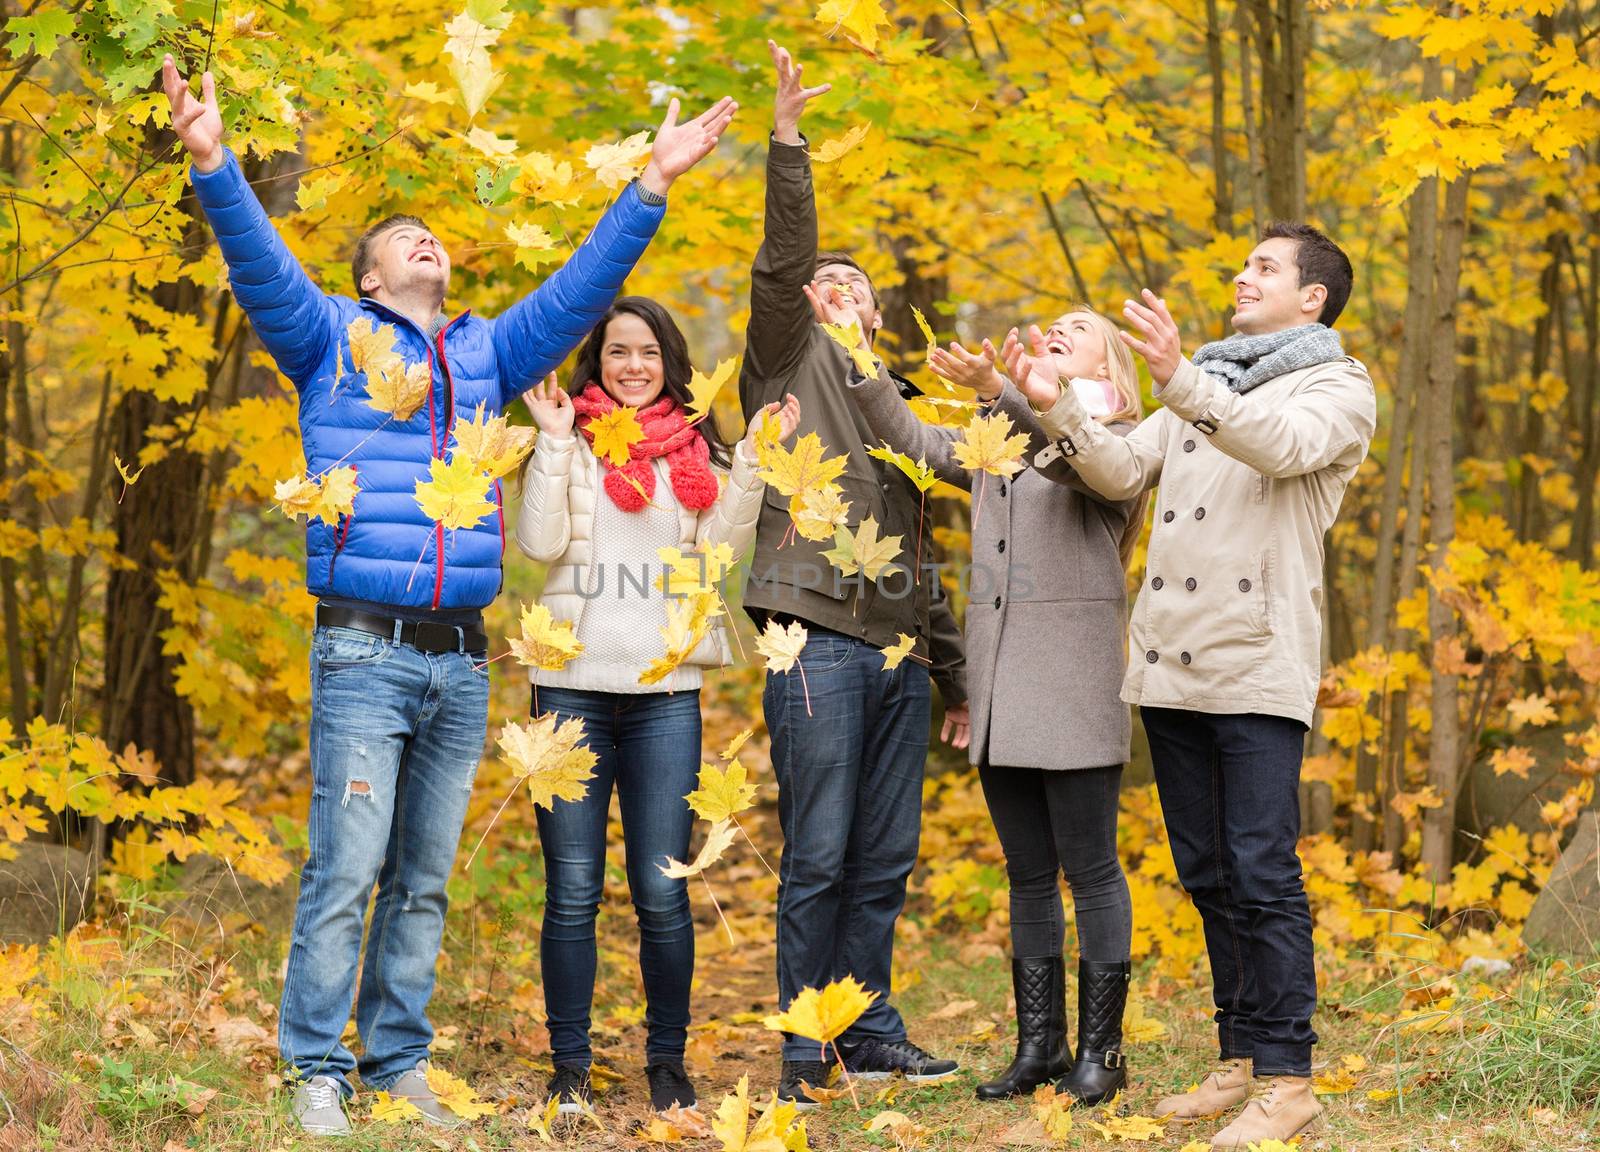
(739, 43), (968, 1106)
(1004, 223), (1376, 1148)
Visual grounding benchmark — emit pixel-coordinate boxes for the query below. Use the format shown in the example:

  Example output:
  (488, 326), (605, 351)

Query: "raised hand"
(1000, 326), (1066, 411)
(930, 339), (1005, 401)
(524, 373), (574, 436)
(1120, 289), (1183, 386)
(161, 54), (225, 173)
(770, 40), (831, 146)
(801, 280), (862, 338)
(639, 96), (738, 196)
(745, 392), (802, 447)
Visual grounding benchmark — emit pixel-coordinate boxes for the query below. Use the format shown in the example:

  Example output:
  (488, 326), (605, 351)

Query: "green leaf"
(6, 11), (77, 61)
(474, 164), (516, 207)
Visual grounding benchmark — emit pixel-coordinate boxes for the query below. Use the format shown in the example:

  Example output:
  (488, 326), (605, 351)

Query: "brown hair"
(350, 214), (428, 295)
(1261, 221), (1353, 328)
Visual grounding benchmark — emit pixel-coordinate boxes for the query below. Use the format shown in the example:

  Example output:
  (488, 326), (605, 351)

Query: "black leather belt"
(316, 604), (487, 655)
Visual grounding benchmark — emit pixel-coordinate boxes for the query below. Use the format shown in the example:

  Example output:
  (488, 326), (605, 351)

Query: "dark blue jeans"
(1139, 707), (1318, 1077)
(766, 626), (931, 1062)
(533, 686), (700, 1067)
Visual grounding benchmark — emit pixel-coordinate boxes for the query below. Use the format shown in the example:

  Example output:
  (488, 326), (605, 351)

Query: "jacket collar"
(358, 296), (471, 341)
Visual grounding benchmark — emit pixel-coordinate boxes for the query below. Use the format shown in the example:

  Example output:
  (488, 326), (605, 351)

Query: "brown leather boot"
(1153, 1058), (1251, 1120)
(1209, 1075), (1323, 1148)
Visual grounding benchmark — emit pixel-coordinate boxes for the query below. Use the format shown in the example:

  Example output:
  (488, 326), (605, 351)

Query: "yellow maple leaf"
(516, 151), (584, 208)
(1507, 693), (1558, 729)
(527, 1094), (560, 1143)
(867, 443), (938, 492)
(423, 1065), (499, 1120)
(504, 220), (562, 273)
(588, 406), (645, 467)
(657, 542), (737, 597)
(763, 976), (876, 1045)
(1083, 1112), (1165, 1141)
(792, 485), (851, 542)
(659, 818), (737, 879)
(688, 356), (739, 424)
(720, 728), (754, 762)
(910, 303), (937, 361)
(755, 431), (848, 500)
(714, 1075), (805, 1152)
(755, 619), (808, 674)
(508, 602), (584, 672)
(414, 453), (496, 530)
(952, 410), (1029, 478)
(370, 1091), (422, 1124)
(498, 714), (597, 810)
(346, 316), (400, 377)
(585, 129), (652, 190)
(880, 633), (917, 671)
(452, 403), (536, 479)
(1489, 745), (1535, 778)
(1031, 1084), (1074, 1138)
(113, 454), (144, 487)
(820, 319), (881, 377)
(273, 474), (321, 522)
(815, 0), (892, 53)
(685, 761), (758, 823)
(317, 467), (360, 524)
(823, 515), (903, 581)
(811, 123), (871, 163)
(639, 590), (722, 686)
(366, 359), (432, 422)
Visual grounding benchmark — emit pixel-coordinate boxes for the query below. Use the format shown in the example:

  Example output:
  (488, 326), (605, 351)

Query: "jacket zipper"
(430, 314), (467, 609)
(327, 467), (359, 584)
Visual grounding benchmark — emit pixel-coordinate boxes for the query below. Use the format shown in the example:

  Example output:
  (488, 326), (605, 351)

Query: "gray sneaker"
(290, 1075), (351, 1137)
(389, 1060), (466, 1129)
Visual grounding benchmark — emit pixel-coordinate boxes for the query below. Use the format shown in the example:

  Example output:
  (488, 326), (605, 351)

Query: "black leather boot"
(1056, 959), (1131, 1105)
(975, 956), (1071, 1100)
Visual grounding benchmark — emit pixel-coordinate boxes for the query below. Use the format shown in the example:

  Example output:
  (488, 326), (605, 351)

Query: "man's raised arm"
(164, 56), (334, 387)
(492, 95), (736, 405)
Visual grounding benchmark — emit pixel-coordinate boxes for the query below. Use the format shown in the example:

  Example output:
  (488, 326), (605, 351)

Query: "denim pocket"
(316, 626), (393, 670)
(800, 632), (856, 674)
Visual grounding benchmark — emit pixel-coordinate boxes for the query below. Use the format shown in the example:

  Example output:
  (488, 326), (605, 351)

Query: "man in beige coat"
(1002, 223), (1376, 1148)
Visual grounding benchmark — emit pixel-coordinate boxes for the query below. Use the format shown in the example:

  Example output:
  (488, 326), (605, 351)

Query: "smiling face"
(360, 222), (451, 299)
(596, 312), (666, 407)
(1041, 310), (1112, 382)
(1232, 236), (1327, 336)
(814, 261), (882, 340)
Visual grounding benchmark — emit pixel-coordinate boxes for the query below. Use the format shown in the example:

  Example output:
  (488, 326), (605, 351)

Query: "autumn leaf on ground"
(866, 1110), (929, 1147)
(370, 1091), (422, 1124)
(498, 714), (597, 810)
(366, 359), (432, 422)
(588, 405), (645, 466)
(685, 761), (758, 823)
(585, 129), (652, 190)
(688, 357), (739, 424)
(811, 123), (870, 163)
(756, 619), (808, 674)
(820, 318), (881, 377)
(423, 1065), (498, 1119)
(504, 220), (563, 272)
(1030, 1084), (1074, 1139)
(952, 410), (1030, 478)
(823, 514), (903, 581)
(755, 431), (848, 501)
(527, 1095), (560, 1143)
(816, 0), (893, 53)
(880, 633), (917, 671)
(793, 484), (851, 542)
(1083, 1112), (1167, 1141)
(509, 602), (583, 672)
(867, 443), (938, 492)
(659, 818), (736, 879)
(721, 728), (754, 762)
(452, 403), (535, 478)
(763, 975), (876, 1045)
(712, 1074), (808, 1152)
(415, 454), (496, 530)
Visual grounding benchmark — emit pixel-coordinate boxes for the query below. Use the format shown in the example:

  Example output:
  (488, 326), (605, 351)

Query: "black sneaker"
(776, 1060), (830, 1110)
(546, 1063), (593, 1114)
(839, 1037), (959, 1083)
(645, 1060), (698, 1112)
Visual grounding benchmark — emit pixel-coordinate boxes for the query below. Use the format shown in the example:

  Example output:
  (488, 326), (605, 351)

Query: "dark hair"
(1262, 221), (1353, 328)
(351, 214), (428, 295)
(569, 296), (733, 467)
(814, 250), (879, 307)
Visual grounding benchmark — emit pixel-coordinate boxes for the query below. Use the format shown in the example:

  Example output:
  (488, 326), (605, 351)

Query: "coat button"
(1181, 652), (1192, 665)
(1185, 577), (1197, 591)
(999, 480), (1008, 497)
(1151, 577), (1164, 590)
(1183, 439), (1196, 452)
(1239, 578), (1252, 592)
(997, 539), (1006, 553)
(1195, 507), (1206, 520)
(1145, 650), (1159, 663)
(994, 596), (1002, 610)
(1162, 511), (1174, 523)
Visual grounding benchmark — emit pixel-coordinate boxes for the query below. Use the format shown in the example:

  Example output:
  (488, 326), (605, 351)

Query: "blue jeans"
(279, 624), (488, 1093)
(534, 686), (701, 1067)
(766, 626), (931, 1061)
(1139, 707), (1318, 1077)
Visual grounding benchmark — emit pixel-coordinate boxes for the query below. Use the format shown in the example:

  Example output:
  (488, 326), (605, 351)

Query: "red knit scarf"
(569, 383), (718, 513)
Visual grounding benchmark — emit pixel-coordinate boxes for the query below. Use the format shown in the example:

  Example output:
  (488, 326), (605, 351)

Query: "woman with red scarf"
(516, 297), (799, 1119)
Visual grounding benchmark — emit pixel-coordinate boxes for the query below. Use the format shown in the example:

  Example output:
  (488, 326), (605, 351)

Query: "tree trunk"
(1249, 0), (1308, 220)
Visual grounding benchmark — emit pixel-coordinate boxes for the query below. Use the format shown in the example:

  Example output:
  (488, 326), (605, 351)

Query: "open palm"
(645, 96), (737, 187)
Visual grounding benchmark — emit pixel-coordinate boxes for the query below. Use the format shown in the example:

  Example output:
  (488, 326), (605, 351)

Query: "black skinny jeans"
(978, 763), (1132, 963)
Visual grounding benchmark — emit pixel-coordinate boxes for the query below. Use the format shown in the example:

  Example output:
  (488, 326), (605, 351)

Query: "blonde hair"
(1058, 306), (1147, 567)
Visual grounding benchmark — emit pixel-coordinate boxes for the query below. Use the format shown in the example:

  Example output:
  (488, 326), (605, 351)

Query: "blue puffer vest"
(190, 150), (665, 610)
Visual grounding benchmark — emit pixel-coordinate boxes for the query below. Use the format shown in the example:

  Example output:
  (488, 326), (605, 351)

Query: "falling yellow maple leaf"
(585, 129), (652, 190)
(755, 619), (808, 674)
(504, 220), (563, 273)
(755, 431), (848, 500)
(763, 976), (877, 1045)
(823, 514), (903, 581)
(113, 454), (144, 488)
(423, 1065), (498, 1120)
(1507, 693), (1558, 729)
(659, 818), (737, 879)
(276, 467), (359, 526)
(588, 406), (645, 467)
(685, 761), (758, 824)
(880, 633), (917, 671)
(515, 150), (584, 208)
(910, 304), (937, 361)
(815, 0), (893, 53)
(811, 123), (871, 163)
(441, 5), (512, 119)
(366, 359), (432, 422)
(498, 714), (597, 810)
(452, 403), (535, 478)
(793, 484), (852, 542)
(820, 318), (881, 377)
(1490, 745), (1535, 778)
(720, 728), (754, 762)
(346, 316), (399, 376)
(415, 453), (497, 530)
(369, 1091), (422, 1124)
(867, 443), (938, 492)
(951, 410), (1030, 478)
(657, 542), (736, 597)
(687, 356), (739, 424)
(639, 589), (722, 687)
(508, 602), (584, 672)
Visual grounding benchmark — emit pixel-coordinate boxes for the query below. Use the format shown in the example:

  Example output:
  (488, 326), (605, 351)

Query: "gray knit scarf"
(1191, 323), (1344, 395)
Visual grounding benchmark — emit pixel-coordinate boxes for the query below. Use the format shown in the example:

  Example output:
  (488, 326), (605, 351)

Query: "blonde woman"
(810, 288), (1145, 1104)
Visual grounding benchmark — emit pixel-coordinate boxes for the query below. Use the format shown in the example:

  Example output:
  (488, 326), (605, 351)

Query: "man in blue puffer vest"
(163, 56), (736, 1135)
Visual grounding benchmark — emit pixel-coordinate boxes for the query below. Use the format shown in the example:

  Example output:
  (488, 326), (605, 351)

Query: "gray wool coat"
(847, 367), (1139, 771)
